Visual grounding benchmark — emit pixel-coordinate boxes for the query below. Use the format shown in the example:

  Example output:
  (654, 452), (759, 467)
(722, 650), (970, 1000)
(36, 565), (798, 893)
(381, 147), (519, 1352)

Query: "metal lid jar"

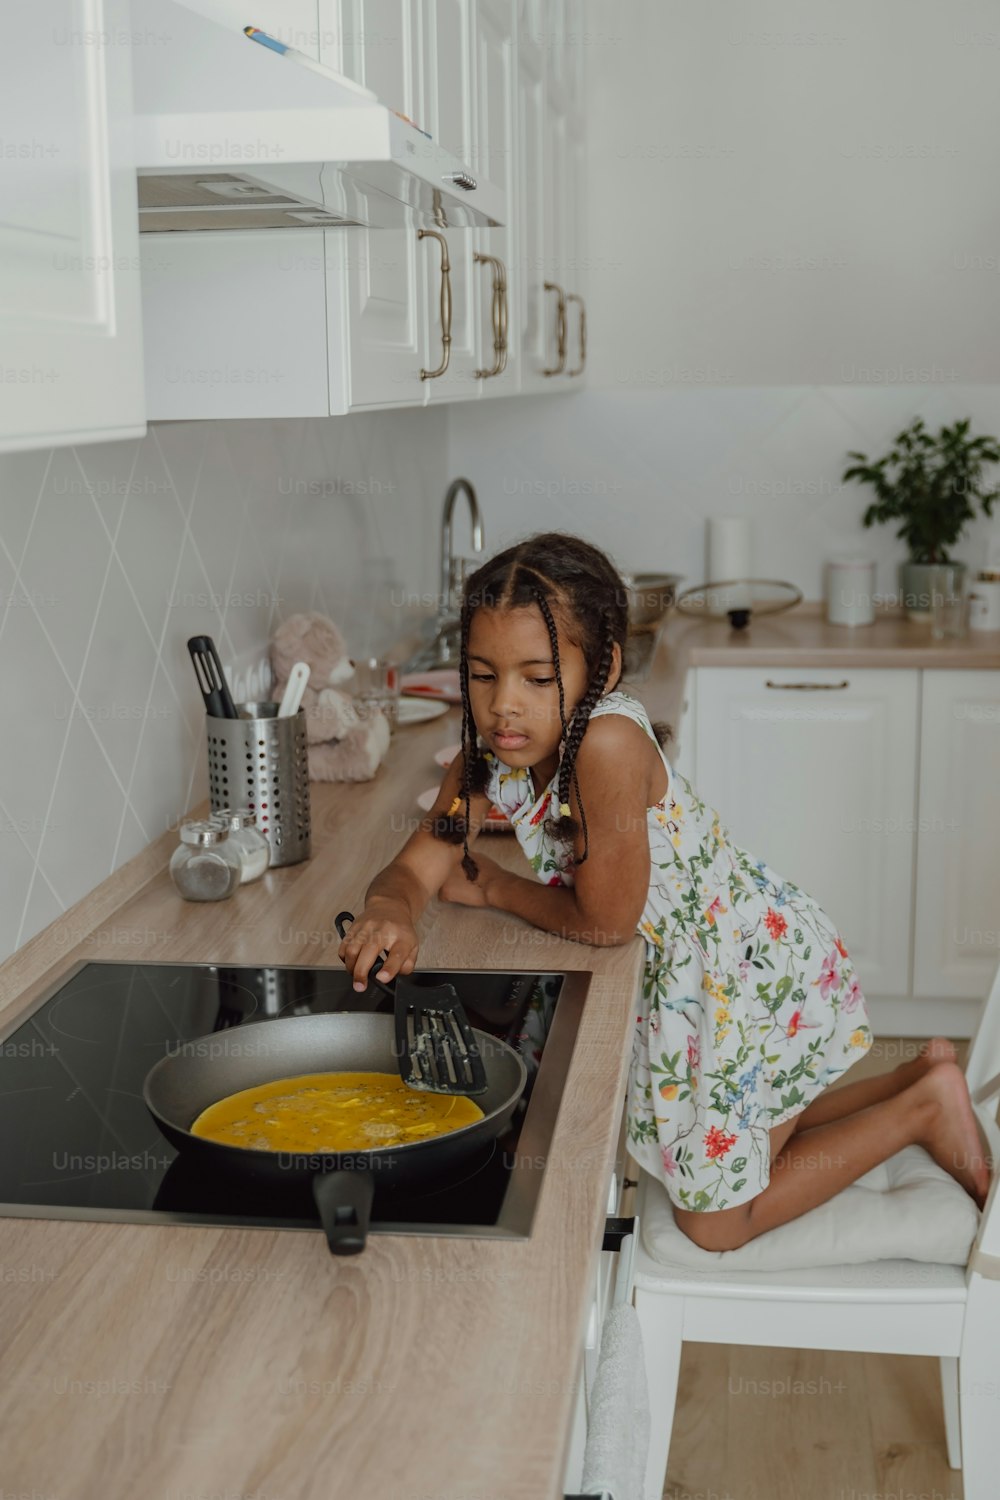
(209, 808), (271, 883)
(169, 819), (242, 902)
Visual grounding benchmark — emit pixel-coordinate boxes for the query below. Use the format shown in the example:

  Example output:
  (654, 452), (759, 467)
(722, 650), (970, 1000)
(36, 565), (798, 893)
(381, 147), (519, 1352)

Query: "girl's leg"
(674, 1062), (989, 1252)
(751, 1062), (989, 1237)
(785, 1036), (956, 1136)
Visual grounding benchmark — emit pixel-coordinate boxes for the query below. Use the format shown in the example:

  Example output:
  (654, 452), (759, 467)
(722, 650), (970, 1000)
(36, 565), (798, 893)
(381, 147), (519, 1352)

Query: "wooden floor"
(660, 1035), (971, 1500)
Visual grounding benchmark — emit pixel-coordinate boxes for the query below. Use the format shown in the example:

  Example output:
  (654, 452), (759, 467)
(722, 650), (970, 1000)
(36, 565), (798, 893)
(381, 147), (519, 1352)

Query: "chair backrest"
(964, 955), (1000, 1263)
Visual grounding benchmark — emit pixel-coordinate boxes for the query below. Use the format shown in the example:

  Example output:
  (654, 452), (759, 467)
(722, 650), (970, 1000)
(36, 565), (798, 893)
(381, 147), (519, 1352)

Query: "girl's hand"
(337, 902), (419, 992)
(439, 854), (503, 909)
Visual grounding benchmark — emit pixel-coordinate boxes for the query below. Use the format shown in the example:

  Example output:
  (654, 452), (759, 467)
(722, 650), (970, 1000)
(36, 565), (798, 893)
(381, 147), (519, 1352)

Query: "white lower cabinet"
(691, 663), (1000, 1033)
(694, 666), (919, 998)
(913, 670), (1000, 1002)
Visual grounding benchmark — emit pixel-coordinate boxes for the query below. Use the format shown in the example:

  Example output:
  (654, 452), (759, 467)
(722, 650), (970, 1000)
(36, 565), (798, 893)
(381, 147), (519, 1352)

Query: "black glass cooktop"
(0, 961), (588, 1240)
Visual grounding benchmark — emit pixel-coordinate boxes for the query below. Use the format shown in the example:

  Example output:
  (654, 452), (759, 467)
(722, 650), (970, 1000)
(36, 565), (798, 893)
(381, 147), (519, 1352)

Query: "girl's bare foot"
(897, 1036), (956, 1085)
(916, 1062), (990, 1208)
(920, 1036), (957, 1065)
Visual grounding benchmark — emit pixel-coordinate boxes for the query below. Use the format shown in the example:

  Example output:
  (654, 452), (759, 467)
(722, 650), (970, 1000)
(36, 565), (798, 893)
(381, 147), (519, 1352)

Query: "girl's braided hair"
(430, 531), (673, 880)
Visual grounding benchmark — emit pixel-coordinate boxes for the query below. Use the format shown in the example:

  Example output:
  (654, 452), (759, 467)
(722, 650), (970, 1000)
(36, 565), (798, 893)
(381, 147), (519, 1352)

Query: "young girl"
(339, 532), (990, 1249)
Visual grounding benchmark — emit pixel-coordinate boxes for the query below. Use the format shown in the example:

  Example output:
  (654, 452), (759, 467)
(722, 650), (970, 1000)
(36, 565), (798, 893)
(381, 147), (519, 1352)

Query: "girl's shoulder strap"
(587, 687), (658, 741)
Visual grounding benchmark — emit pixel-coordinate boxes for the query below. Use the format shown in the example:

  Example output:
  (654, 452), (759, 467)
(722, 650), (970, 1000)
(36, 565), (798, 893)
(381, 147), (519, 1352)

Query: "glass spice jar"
(169, 820), (242, 902)
(209, 808), (271, 883)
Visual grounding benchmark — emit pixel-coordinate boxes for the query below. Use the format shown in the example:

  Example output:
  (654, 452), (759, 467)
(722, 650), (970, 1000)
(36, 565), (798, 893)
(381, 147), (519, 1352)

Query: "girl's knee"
(672, 1199), (753, 1252)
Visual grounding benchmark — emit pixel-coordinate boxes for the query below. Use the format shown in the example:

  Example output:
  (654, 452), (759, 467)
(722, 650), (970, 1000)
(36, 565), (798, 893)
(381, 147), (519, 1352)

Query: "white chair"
(631, 958), (1000, 1500)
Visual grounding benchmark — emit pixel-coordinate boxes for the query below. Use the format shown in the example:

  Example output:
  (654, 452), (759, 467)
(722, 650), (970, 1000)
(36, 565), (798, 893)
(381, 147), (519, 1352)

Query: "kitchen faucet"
(438, 477), (484, 629)
(403, 479), (484, 672)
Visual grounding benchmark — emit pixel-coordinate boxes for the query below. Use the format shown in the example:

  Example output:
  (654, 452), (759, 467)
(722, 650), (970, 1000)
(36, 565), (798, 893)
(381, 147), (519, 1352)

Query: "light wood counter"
(0, 703), (645, 1500)
(1, 600), (996, 1500)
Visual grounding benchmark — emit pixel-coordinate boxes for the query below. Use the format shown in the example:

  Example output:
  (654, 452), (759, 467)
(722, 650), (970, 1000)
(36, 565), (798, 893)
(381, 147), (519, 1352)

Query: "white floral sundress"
(484, 688), (874, 1213)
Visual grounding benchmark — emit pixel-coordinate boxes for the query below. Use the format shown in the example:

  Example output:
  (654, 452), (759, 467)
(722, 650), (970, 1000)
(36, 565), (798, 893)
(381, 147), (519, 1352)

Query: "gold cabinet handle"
(764, 680), (850, 691)
(473, 252), (508, 378)
(497, 257), (509, 375)
(543, 280), (567, 376)
(566, 292), (586, 377)
(418, 229), (452, 380)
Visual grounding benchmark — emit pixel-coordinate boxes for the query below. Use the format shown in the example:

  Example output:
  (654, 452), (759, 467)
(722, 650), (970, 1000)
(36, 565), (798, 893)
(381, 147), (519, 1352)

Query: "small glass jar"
(169, 820), (242, 902)
(209, 808), (271, 883)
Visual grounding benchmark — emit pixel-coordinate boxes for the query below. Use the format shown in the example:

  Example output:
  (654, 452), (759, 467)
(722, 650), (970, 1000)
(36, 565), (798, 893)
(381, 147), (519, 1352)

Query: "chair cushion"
(640, 1145), (981, 1271)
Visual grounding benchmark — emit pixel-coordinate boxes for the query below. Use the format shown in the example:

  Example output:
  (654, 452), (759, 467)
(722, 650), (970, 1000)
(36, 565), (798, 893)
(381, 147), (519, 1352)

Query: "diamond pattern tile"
(16, 447), (115, 688)
(0, 408), (448, 964)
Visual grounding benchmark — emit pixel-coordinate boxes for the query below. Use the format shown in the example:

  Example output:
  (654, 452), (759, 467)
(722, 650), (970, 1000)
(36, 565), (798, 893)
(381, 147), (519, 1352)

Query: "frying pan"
(143, 1012), (527, 1256)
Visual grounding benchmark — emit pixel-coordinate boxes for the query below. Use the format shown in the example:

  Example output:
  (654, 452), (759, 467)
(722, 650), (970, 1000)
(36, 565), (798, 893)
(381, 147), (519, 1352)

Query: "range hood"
(130, 0), (504, 233)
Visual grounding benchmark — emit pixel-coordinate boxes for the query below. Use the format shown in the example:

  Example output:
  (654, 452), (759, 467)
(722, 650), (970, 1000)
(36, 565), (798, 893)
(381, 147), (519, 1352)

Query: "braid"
(533, 589), (568, 735)
(545, 614), (616, 865)
(429, 598), (490, 880)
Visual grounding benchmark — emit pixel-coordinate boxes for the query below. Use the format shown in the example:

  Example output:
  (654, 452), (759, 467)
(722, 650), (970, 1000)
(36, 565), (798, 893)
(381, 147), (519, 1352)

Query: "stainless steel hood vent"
(130, 0), (504, 233)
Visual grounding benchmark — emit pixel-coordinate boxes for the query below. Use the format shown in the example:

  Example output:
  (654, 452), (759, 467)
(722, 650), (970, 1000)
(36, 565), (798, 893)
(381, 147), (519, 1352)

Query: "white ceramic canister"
(968, 576), (1000, 632)
(826, 556), (876, 627)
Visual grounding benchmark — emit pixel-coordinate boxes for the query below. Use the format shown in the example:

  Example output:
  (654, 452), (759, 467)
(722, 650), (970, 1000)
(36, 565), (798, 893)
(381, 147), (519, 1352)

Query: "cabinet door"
(323, 0), (427, 408)
(913, 671), (1000, 1000)
(0, 0), (145, 453)
(472, 0), (517, 397)
(515, 16), (549, 392)
(419, 0), (481, 404)
(694, 667), (920, 997)
(141, 233), (330, 419)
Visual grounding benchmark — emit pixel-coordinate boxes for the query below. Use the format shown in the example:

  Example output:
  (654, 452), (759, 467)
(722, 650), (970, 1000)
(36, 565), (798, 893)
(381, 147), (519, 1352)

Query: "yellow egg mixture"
(191, 1070), (484, 1152)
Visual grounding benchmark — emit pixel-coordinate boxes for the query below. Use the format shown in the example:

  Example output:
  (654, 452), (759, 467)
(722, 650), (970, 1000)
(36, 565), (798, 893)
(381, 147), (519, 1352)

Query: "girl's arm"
(338, 751), (491, 989)
(455, 716), (652, 947)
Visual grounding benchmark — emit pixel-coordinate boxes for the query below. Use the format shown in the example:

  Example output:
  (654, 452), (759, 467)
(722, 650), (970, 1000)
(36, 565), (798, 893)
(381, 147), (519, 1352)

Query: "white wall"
(447, 0), (1000, 595)
(0, 410), (447, 964)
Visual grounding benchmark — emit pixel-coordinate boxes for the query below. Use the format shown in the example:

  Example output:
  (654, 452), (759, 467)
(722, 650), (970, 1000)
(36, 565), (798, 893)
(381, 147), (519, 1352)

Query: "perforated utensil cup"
(206, 701), (311, 868)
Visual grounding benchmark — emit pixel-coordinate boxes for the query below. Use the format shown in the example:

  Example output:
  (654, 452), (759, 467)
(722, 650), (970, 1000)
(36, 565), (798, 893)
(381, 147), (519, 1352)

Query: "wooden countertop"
(0, 704), (645, 1500)
(654, 599), (1000, 675)
(1, 599), (996, 1500)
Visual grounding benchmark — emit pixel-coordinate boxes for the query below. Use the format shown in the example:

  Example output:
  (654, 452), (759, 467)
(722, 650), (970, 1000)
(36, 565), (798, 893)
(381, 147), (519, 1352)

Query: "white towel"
(580, 1303), (650, 1500)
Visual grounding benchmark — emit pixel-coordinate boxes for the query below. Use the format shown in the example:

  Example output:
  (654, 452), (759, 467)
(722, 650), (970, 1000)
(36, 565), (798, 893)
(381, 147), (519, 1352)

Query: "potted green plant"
(842, 417), (1000, 618)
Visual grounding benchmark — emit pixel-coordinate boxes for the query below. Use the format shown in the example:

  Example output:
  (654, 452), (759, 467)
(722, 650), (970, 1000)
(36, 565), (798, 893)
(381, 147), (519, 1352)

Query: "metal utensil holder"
(206, 701), (311, 868)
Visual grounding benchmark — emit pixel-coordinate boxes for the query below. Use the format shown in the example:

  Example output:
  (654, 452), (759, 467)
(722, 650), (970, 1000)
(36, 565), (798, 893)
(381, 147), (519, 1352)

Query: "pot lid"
(674, 578), (803, 631)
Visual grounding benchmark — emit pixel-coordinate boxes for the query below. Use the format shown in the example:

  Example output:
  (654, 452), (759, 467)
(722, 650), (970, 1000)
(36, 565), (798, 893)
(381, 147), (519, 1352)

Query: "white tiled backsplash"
(0, 410), (447, 964)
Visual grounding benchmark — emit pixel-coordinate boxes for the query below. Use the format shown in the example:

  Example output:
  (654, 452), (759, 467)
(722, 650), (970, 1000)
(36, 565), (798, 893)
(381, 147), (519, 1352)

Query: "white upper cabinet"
(694, 667), (920, 999)
(139, 0), (587, 417)
(515, 15), (549, 393)
(913, 671), (1000, 1001)
(0, 0), (145, 453)
(324, 0), (426, 409)
(418, 0), (482, 405)
(472, 0), (517, 397)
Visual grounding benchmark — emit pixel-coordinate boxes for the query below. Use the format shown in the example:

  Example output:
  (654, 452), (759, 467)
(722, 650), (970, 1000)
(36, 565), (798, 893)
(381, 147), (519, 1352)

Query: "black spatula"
(334, 912), (488, 1096)
(187, 635), (238, 719)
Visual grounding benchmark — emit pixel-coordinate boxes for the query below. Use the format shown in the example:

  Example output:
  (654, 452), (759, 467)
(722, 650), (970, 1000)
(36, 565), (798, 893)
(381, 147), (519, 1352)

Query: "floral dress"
(484, 688), (873, 1213)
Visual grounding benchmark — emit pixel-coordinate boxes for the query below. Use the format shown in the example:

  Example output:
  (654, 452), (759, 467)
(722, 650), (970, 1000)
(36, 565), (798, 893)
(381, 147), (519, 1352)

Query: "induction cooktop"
(0, 960), (589, 1241)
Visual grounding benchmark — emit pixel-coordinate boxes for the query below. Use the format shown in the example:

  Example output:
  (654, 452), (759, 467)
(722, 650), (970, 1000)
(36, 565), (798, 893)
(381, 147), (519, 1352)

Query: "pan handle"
(312, 1170), (375, 1256)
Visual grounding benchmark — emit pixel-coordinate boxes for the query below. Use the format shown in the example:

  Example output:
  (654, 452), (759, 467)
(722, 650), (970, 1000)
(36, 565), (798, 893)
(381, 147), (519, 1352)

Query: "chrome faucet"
(403, 479), (484, 673)
(439, 477), (484, 629)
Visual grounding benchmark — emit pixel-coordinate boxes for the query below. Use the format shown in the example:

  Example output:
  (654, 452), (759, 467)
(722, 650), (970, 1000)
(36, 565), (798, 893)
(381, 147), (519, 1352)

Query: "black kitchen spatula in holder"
(333, 912), (488, 1097)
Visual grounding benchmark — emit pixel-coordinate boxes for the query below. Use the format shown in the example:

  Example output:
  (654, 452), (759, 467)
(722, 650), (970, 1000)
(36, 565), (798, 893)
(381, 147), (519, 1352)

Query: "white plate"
(400, 669), (462, 703)
(434, 741), (462, 769)
(397, 696), (450, 725)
